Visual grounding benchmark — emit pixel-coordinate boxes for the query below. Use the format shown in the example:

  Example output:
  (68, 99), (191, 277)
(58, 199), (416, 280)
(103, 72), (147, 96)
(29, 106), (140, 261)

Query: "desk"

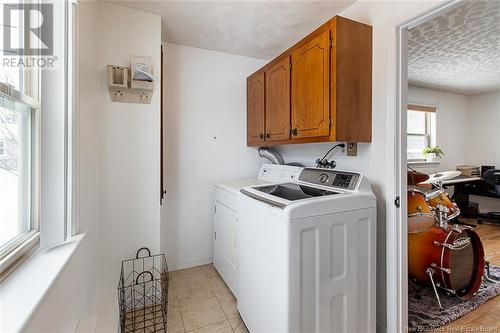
(442, 175), (481, 186)
(443, 176), (500, 217)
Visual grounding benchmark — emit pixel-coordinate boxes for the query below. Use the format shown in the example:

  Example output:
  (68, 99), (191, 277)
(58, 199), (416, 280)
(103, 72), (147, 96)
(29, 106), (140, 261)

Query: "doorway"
(396, 0), (500, 331)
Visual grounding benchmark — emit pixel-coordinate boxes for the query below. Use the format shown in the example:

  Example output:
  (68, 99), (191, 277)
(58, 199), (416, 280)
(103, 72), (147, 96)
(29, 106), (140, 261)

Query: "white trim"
(0, 234), (85, 333)
(392, 0), (465, 331)
(407, 161), (440, 168)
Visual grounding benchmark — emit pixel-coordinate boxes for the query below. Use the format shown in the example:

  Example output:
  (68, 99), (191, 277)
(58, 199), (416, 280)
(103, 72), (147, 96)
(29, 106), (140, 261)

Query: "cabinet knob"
(291, 128), (298, 136)
(259, 133), (264, 140)
(265, 133), (271, 139)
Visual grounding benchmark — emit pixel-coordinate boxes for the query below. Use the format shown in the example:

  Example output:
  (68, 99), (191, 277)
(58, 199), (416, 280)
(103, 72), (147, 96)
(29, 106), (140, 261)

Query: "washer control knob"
(319, 173), (329, 183)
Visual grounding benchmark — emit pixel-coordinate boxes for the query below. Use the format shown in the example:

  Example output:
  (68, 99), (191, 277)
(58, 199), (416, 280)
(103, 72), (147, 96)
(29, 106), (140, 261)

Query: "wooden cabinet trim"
(246, 72), (266, 145)
(291, 29), (330, 139)
(265, 56), (291, 142)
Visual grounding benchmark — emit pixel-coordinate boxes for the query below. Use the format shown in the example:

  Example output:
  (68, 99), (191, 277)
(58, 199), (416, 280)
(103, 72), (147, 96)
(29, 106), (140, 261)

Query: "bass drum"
(408, 226), (484, 300)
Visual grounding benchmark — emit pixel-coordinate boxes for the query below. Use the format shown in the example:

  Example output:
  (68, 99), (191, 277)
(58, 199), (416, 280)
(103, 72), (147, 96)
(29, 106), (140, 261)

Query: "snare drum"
(407, 189), (436, 233)
(427, 191), (461, 220)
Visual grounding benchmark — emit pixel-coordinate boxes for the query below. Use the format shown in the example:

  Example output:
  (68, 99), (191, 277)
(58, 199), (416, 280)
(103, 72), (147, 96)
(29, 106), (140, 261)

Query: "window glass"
(407, 109), (436, 161)
(407, 110), (426, 134)
(0, 95), (32, 249)
(407, 135), (427, 161)
(0, 4), (24, 91)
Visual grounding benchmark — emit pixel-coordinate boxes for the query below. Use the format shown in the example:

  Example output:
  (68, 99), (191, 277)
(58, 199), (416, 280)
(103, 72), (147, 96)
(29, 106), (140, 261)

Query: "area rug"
(408, 265), (500, 331)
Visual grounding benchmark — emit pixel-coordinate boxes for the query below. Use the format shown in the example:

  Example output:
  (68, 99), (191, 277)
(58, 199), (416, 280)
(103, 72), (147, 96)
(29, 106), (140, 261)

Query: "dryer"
(238, 167), (377, 333)
(213, 164), (303, 297)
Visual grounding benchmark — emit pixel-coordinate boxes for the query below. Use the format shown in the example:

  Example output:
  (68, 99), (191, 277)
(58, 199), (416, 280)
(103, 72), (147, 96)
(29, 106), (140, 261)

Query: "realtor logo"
(3, 3), (53, 56)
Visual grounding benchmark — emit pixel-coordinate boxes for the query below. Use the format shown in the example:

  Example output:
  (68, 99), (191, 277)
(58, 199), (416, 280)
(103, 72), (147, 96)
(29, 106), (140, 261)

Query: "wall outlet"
(347, 142), (358, 156)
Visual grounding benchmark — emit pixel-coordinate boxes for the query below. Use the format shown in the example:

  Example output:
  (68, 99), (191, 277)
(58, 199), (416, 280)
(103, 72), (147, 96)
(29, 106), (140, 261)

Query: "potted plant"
(422, 146), (445, 162)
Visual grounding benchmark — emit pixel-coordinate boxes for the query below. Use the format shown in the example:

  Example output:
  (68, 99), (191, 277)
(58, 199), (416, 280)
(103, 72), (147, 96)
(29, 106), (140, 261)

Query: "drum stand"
(436, 204), (449, 229)
(426, 268), (443, 308)
(484, 261), (499, 284)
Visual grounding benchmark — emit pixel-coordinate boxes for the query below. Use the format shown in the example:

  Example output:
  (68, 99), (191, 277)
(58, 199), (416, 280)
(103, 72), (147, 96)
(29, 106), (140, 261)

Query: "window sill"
(408, 161), (440, 168)
(0, 233), (85, 333)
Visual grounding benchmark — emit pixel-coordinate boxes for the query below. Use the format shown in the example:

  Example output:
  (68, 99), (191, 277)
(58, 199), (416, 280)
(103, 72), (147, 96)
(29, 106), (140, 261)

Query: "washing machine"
(238, 167), (377, 333)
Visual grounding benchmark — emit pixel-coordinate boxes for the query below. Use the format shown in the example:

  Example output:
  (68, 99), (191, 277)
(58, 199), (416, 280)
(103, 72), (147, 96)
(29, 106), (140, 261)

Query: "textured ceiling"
(408, 0), (500, 95)
(105, 0), (354, 60)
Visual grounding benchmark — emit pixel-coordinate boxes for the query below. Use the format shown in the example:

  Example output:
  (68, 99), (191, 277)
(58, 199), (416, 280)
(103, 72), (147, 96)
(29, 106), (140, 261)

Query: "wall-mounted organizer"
(107, 56), (154, 104)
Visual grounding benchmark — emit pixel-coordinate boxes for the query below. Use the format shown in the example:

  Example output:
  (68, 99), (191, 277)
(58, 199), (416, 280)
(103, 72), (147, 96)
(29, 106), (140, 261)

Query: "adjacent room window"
(407, 104), (436, 161)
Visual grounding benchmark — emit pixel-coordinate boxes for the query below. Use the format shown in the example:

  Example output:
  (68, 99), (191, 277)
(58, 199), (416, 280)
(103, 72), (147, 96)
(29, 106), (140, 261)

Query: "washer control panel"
(298, 168), (361, 191)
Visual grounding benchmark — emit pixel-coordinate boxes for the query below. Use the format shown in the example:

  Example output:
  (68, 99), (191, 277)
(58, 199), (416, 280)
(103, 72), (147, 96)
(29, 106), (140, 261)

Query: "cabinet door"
(265, 57), (290, 141)
(291, 30), (330, 139)
(247, 72), (265, 145)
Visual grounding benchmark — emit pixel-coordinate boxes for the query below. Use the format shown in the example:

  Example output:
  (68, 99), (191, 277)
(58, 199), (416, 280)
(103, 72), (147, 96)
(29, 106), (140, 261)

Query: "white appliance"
(213, 164), (303, 297)
(238, 166), (376, 333)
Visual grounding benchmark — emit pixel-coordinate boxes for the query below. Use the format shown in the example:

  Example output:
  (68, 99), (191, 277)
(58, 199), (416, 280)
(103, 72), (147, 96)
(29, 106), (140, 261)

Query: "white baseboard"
(168, 256), (213, 272)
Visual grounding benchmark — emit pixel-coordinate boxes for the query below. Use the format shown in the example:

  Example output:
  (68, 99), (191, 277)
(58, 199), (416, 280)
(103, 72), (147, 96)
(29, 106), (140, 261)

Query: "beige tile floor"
(167, 264), (249, 333)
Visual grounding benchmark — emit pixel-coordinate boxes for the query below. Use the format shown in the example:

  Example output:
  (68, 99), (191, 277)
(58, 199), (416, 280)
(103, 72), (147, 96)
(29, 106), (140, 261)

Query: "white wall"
(407, 85), (469, 172)
(467, 90), (500, 168)
(162, 43), (266, 270)
(95, 1), (162, 291)
(20, 2), (163, 332)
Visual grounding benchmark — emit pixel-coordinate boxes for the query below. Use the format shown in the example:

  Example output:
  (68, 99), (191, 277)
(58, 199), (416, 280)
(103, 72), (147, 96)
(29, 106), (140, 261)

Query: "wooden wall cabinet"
(246, 16), (372, 146)
(247, 72), (265, 145)
(265, 56), (291, 141)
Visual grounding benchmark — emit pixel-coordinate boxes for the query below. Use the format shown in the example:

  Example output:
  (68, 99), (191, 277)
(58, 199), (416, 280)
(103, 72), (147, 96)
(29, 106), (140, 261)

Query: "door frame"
(392, 0), (466, 331)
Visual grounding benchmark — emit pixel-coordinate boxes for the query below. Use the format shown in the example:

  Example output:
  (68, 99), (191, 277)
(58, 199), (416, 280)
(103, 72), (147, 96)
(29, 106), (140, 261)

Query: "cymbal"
(408, 171), (430, 186)
(419, 171), (461, 184)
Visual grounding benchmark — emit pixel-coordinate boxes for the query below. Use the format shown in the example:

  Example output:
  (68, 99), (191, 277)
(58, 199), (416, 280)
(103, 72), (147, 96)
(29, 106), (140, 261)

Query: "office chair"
(478, 169), (500, 223)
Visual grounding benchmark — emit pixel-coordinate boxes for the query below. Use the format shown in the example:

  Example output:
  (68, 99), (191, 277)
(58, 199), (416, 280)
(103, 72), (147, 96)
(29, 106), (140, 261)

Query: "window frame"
(0, 0), (78, 281)
(406, 106), (436, 162)
(0, 83), (41, 282)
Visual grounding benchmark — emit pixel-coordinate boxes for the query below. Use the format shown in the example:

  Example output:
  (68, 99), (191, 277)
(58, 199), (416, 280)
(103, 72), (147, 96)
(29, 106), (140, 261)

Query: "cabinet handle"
(259, 133), (264, 140)
(265, 133), (271, 139)
(291, 128), (298, 136)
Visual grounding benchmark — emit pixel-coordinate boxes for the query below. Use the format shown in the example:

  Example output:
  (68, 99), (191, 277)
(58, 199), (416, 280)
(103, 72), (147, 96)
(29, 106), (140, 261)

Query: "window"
(407, 104), (436, 161)
(0, 86), (39, 279)
(0, 0), (78, 280)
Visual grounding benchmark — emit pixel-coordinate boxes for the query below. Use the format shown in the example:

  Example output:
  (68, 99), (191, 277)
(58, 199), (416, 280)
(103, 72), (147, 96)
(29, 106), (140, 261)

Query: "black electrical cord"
(319, 143), (345, 162)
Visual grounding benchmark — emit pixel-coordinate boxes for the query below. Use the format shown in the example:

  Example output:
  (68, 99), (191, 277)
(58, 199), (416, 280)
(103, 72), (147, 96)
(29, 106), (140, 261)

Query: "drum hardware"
(484, 261), (499, 283)
(436, 285), (457, 296)
(430, 263), (451, 274)
(435, 204), (449, 229)
(426, 268), (443, 308)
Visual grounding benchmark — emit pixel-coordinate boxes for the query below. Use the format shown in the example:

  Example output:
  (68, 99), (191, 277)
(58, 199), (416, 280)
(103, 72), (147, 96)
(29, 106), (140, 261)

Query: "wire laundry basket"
(118, 247), (169, 333)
